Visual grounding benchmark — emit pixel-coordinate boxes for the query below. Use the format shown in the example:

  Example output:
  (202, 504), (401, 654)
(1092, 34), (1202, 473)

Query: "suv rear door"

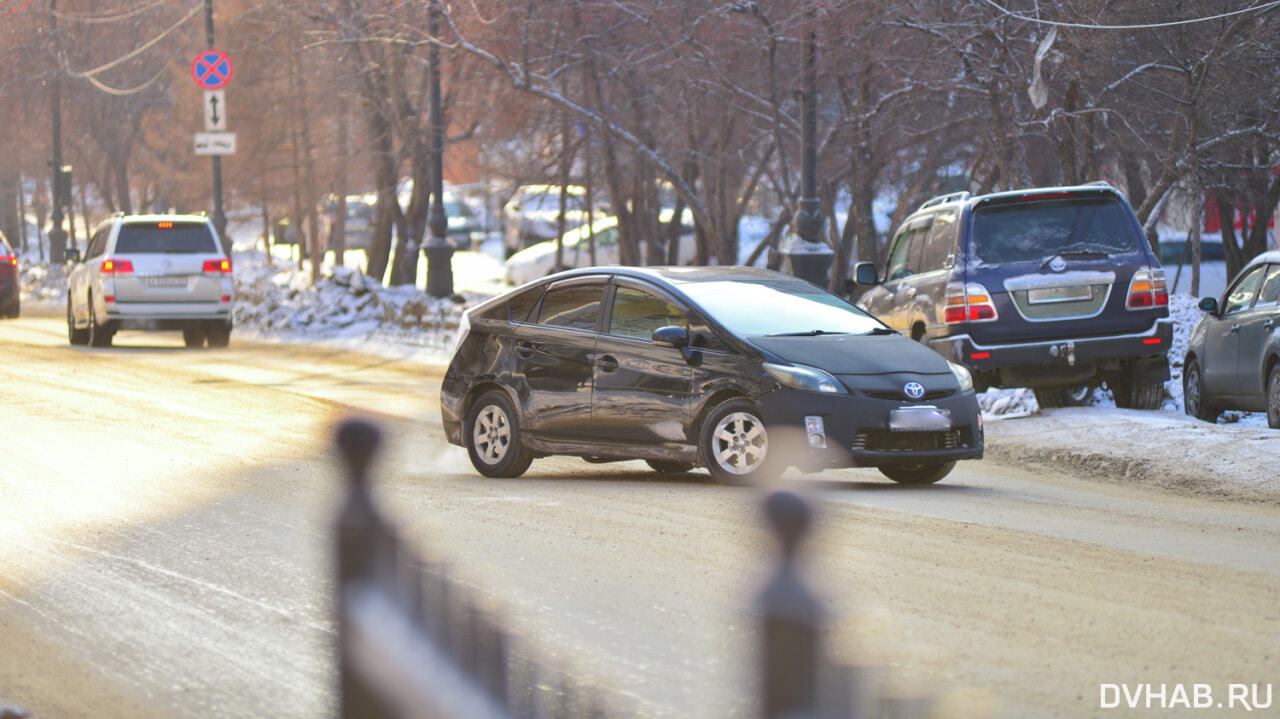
(110, 221), (224, 304)
(962, 192), (1161, 345)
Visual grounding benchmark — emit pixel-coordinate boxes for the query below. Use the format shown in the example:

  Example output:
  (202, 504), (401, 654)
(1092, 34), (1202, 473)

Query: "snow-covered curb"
(984, 408), (1279, 504)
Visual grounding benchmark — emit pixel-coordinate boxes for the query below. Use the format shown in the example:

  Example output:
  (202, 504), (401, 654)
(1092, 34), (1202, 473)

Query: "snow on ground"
(17, 234), (1278, 504)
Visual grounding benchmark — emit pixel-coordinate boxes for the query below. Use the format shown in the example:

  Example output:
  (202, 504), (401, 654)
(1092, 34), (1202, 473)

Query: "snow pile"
(19, 258), (67, 304)
(230, 250), (478, 358)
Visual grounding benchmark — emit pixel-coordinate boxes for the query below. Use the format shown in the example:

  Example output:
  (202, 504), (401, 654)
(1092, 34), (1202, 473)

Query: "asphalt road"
(1, 311), (1277, 718)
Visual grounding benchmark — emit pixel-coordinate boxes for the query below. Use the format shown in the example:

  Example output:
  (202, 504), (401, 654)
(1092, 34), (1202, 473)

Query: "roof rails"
(917, 191), (970, 212)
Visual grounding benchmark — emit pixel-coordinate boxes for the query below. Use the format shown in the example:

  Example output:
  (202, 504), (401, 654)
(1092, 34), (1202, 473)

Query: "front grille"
(853, 428), (967, 452)
(862, 389), (954, 401)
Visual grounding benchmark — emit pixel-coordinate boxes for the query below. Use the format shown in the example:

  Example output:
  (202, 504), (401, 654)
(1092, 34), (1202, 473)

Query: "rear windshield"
(971, 197), (1142, 264)
(116, 222), (217, 254)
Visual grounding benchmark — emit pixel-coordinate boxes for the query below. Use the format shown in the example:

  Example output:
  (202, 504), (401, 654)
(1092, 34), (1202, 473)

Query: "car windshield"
(971, 197), (1141, 264)
(679, 278), (886, 337)
(116, 223), (218, 254)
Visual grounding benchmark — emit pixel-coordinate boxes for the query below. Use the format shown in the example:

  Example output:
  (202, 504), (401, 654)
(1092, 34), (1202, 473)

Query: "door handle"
(595, 355), (619, 372)
(905, 287), (917, 298)
(1265, 319), (1275, 331)
(1230, 324), (1240, 333)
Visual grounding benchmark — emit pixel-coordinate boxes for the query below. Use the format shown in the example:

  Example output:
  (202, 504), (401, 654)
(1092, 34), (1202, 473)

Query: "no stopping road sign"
(191, 50), (233, 90)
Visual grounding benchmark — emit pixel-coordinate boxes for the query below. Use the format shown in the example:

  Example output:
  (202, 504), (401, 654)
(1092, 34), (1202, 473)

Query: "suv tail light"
(101, 259), (133, 273)
(0, 255), (16, 267)
(1126, 268), (1168, 309)
(944, 283), (999, 323)
(203, 259), (232, 273)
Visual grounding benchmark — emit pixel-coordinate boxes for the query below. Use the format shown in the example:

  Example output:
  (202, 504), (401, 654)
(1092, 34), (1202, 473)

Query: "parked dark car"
(854, 183), (1171, 409)
(0, 231), (18, 318)
(1183, 250), (1280, 428)
(441, 266), (983, 485)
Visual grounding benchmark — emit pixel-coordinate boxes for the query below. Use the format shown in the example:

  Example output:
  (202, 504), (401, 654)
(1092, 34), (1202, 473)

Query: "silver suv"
(66, 214), (233, 348)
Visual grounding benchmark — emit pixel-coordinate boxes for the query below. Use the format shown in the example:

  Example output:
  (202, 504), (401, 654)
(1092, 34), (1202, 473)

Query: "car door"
(869, 222), (926, 331)
(70, 227), (110, 321)
(1203, 264), (1266, 396)
(514, 278), (606, 440)
(591, 281), (695, 446)
(908, 211), (957, 340)
(1231, 263), (1280, 403)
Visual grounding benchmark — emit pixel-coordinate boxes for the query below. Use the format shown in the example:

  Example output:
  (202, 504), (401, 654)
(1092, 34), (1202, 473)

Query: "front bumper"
(930, 320), (1172, 386)
(755, 384), (984, 471)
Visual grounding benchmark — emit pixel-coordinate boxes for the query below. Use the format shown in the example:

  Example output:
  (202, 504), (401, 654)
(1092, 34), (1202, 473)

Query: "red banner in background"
(1204, 193), (1277, 233)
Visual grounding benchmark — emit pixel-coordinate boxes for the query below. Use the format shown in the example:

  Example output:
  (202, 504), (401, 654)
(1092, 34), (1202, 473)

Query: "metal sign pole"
(204, 0), (227, 249)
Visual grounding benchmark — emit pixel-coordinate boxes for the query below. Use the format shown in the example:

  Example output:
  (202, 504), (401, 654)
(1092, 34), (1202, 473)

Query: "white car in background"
(501, 184), (597, 257)
(66, 213), (234, 348)
(503, 213), (696, 286)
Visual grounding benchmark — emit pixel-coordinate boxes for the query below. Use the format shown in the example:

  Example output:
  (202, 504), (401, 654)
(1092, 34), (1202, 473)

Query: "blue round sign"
(191, 50), (233, 90)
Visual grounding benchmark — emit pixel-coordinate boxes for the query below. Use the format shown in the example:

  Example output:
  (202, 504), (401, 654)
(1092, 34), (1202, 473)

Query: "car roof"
(1243, 250), (1280, 272)
(117, 213), (212, 224)
(544, 264), (810, 289)
(910, 183), (1126, 216)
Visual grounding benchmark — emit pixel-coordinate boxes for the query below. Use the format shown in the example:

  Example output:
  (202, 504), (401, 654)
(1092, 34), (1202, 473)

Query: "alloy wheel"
(1268, 366), (1280, 429)
(472, 404), (512, 465)
(710, 411), (768, 475)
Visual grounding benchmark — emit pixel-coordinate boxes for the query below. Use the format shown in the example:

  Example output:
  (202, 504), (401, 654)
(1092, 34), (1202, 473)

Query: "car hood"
(749, 333), (953, 376)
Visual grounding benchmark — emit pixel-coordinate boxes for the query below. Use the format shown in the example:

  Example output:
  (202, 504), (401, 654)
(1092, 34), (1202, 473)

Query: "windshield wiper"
(766, 329), (851, 337)
(1041, 247), (1110, 269)
(865, 327), (898, 335)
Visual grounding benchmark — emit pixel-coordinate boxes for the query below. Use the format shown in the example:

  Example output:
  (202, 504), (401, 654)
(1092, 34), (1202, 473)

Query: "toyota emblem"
(903, 381), (925, 399)
(1048, 255), (1067, 272)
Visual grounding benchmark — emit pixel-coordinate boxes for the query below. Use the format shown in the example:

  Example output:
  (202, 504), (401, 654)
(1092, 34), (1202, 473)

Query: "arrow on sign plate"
(204, 90), (227, 131)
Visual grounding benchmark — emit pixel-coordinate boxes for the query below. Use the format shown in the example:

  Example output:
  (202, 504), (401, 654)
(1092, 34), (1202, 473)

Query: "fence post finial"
(760, 490), (824, 719)
(337, 418), (381, 487)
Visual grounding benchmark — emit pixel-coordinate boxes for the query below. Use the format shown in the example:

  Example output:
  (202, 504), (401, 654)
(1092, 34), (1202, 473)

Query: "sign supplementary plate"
(194, 132), (236, 156)
(191, 49), (233, 90)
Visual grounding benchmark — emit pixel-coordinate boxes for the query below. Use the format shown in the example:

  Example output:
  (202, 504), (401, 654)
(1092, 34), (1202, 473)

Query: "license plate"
(146, 276), (188, 288)
(1027, 285), (1092, 304)
(889, 406), (952, 432)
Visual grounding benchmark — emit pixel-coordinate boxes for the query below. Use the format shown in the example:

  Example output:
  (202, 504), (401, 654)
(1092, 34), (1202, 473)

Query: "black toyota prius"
(440, 266), (983, 484)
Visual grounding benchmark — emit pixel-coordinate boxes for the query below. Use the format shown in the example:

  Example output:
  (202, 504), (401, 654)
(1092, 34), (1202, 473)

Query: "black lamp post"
(49, 0), (68, 261)
(204, 0), (227, 247)
(781, 13), (833, 286)
(423, 0), (455, 298)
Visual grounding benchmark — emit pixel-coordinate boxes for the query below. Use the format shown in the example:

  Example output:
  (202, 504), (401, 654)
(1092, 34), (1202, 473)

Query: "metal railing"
(334, 418), (946, 719)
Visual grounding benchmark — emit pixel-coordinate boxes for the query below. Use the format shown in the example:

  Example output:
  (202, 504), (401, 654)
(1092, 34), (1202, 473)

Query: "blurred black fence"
(334, 418), (943, 719)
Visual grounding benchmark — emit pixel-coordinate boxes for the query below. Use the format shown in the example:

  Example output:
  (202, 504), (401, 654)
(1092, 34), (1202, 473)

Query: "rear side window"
(971, 197), (1141, 264)
(115, 222), (217, 254)
(506, 286), (544, 323)
(536, 284), (603, 331)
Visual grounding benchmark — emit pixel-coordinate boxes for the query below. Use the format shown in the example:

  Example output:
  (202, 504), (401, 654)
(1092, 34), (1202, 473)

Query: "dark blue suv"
(854, 184), (1171, 409)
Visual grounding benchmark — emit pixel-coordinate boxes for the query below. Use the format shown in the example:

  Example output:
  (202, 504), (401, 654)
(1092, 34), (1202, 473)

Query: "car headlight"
(763, 362), (846, 394)
(948, 361), (974, 392)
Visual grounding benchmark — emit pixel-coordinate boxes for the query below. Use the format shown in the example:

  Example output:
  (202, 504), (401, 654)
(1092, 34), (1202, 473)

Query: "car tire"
(466, 390), (534, 478)
(1182, 360), (1218, 423)
(206, 324), (231, 349)
(67, 296), (89, 345)
(699, 399), (782, 485)
(88, 298), (113, 348)
(1266, 364), (1280, 430)
(878, 460), (956, 485)
(183, 327), (207, 348)
(1111, 372), (1162, 410)
(1034, 385), (1092, 408)
(645, 459), (695, 474)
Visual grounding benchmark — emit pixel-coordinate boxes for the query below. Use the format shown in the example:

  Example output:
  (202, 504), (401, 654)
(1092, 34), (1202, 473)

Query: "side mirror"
(1197, 297), (1218, 315)
(853, 261), (879, 285)
(651, 325), (689, 348)
(65, 247), (81, 264)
